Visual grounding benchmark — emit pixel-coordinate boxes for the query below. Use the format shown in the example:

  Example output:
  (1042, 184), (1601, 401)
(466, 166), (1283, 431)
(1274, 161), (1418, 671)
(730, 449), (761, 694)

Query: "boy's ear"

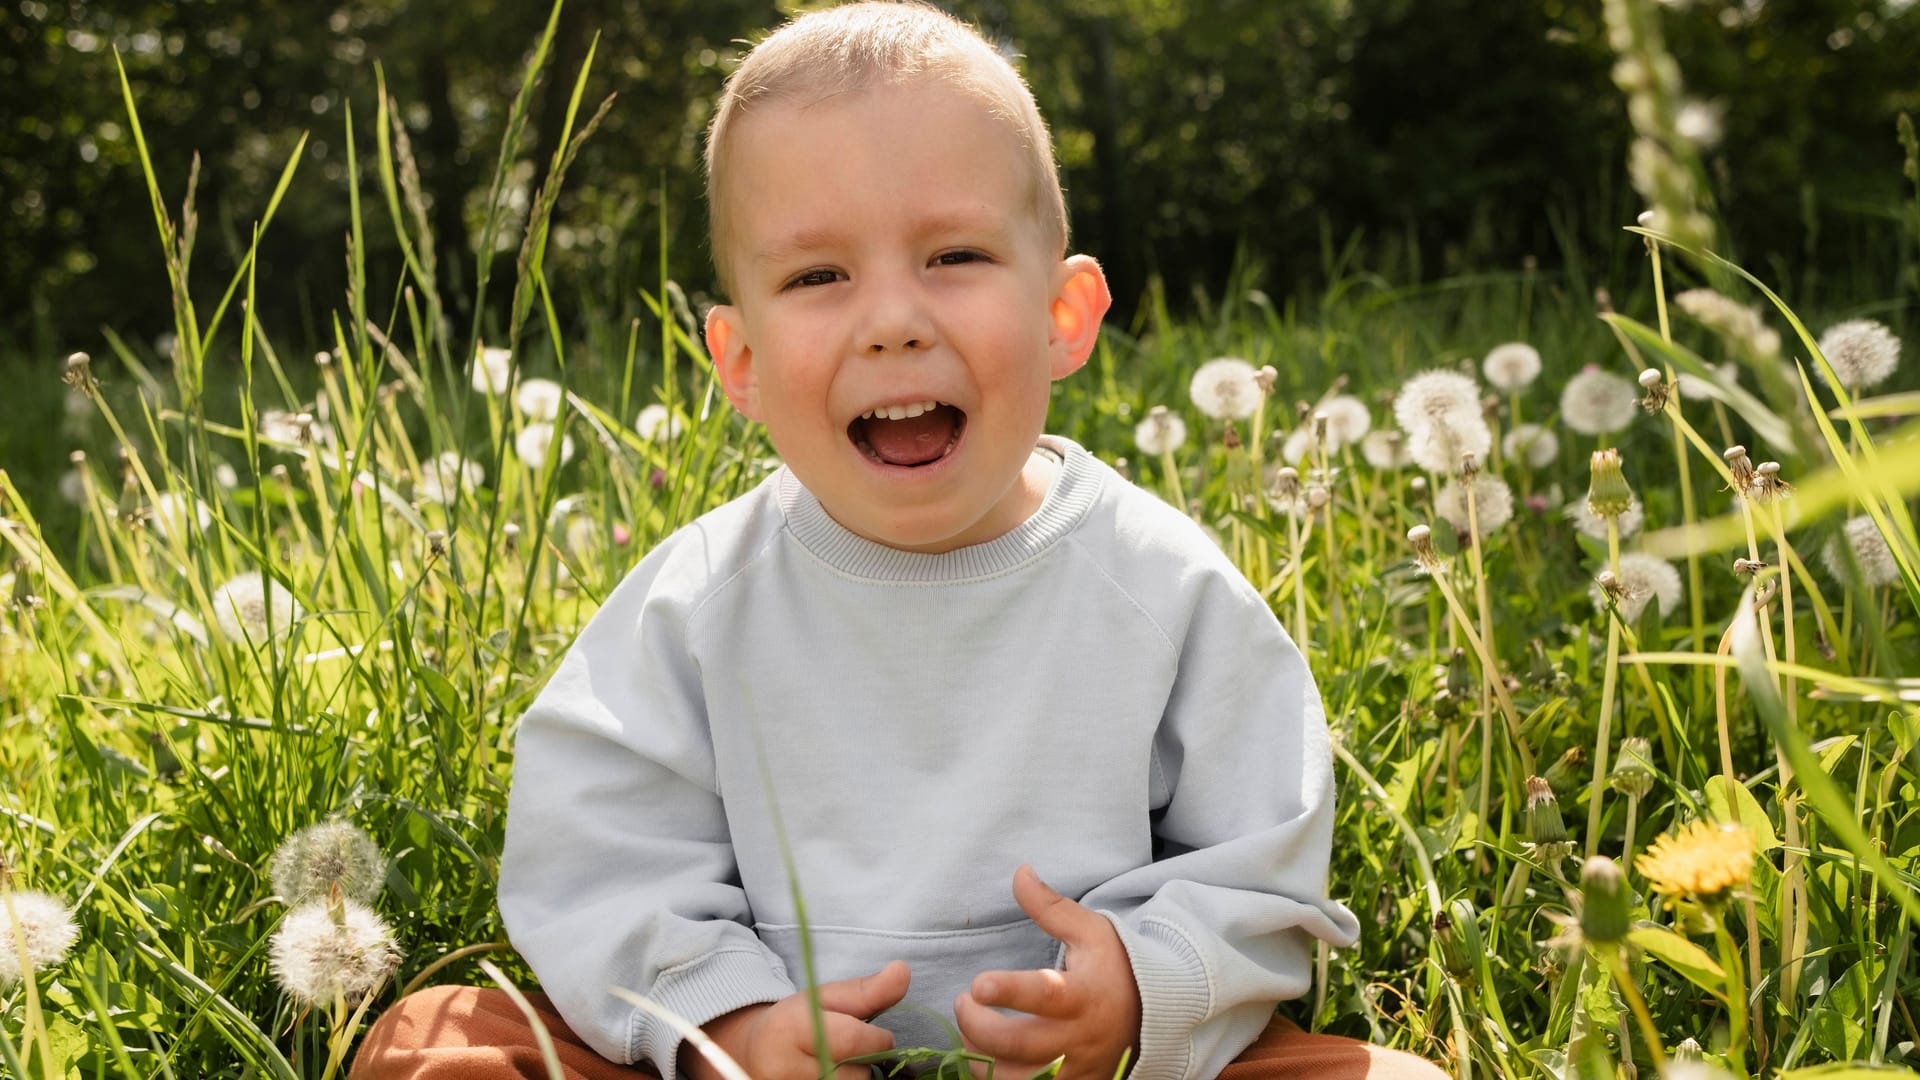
(705, 304), (762, 421)
(1047, 254), (1112, 379)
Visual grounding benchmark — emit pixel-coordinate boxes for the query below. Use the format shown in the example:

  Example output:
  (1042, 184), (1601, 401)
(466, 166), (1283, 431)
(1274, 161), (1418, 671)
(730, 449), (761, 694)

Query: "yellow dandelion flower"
(1635, 820), (1753, 903)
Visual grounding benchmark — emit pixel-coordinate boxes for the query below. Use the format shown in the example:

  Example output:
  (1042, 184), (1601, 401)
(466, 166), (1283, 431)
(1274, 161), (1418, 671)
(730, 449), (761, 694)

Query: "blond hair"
(704, 1), (1069, 295)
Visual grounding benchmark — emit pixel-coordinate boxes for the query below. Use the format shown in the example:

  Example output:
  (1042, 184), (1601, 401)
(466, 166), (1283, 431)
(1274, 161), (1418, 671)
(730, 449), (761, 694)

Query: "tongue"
(865, 407), (958, 466)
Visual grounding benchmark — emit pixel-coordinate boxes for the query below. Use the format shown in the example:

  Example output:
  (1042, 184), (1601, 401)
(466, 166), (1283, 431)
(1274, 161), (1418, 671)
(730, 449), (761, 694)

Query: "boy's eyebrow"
(752, 212), (1018, 265)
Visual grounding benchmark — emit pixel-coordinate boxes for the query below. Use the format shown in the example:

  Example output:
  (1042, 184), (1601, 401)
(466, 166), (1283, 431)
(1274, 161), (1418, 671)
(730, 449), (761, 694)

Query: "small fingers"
(822, 1011), (896, 1066)
(954, 991), (1059, 1065)
(972, 968), (1076, 1018)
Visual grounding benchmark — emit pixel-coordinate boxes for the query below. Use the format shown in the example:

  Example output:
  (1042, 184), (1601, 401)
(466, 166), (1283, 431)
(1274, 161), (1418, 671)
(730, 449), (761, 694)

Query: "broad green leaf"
(1627, 923), (1725, 995)
(1816, 735), (1859, 774)
(1706, 774), (1781, 851)
(1810, 958), (1884, 1062)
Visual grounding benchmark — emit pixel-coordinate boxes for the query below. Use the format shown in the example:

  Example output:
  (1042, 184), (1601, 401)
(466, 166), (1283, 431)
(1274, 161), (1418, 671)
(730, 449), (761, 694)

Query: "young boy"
(354, 4), (1446, 1079)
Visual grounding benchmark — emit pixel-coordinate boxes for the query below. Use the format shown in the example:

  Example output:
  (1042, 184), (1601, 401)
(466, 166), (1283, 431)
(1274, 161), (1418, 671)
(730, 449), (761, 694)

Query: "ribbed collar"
(775, 435), (1103, 583)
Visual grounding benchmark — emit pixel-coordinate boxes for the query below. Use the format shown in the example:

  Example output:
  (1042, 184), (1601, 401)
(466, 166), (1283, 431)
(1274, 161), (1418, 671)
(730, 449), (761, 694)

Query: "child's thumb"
(818, 960), (911, 1018)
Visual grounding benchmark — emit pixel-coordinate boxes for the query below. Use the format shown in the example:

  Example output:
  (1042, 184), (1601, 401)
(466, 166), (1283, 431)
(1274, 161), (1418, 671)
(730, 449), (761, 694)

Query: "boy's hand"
(683, 960), (911, 1080)
(955, 866), (1141, 1080)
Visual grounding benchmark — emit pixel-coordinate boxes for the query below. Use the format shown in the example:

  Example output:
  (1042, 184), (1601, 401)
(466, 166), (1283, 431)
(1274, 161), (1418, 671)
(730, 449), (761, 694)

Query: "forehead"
(720, 82), (1042, 260)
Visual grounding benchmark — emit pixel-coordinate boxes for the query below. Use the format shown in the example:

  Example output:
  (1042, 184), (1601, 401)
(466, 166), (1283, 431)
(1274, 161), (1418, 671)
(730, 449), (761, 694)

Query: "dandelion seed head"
(1434, 474), (1515, 536)
(1816, 319), (1900, 390)
(1560, 366), (1638, 435)
(1188, 358), (1262, 420)
(416, 451), (485, 505)
(1482, 343), (1542, 391)
(211, 571), (303, 642)
(147, 493), (213, 542)
(1567, 496), (1644, 540)
(513, 378), (565, 422)
(635, 404), (683, 442)
(514, 423), (575, 471)
(1405, 415), (1492, 474)
(1674, 290), (1780, 360)
(1675, 99), (1725, 148)
(1133, 406), (1187, 456)
(60, 463), (88, 506)
(1360, 430), (1410, 469)
(1675, 361), (1738, 402)
(270, 820), (387, 906)
(268, 897), (400, 1006)
(1314, 395), (1373, 449)
(1589, 552), (1683, 622)
(1393, 370), (1482, 436)
(256, 409), (304, 445)
(1821, 514), (1901, 587)
(1502, 423), (1559, 470)
(473, 345), (513, 396)
(0, 890), (78, 986)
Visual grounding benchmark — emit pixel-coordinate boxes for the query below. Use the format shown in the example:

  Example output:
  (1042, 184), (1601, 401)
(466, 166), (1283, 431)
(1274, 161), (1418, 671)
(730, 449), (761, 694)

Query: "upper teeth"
(861, 399), (941, 421)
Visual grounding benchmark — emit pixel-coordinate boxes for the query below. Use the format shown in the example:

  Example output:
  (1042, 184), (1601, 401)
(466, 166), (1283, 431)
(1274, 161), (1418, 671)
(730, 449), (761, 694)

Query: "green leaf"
(1626, 923), (1725, 995)
(1809, 958), (1885, 1061)
(1705, 774), (1781, 851)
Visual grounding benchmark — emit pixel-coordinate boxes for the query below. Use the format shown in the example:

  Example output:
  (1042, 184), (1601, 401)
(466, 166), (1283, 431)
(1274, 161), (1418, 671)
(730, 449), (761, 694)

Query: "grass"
(3, 4), (1919, 1079)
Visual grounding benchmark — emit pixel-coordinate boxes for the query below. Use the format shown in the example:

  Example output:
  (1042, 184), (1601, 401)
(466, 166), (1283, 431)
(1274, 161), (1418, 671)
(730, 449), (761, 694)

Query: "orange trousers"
(350, 985), (1448, 1080)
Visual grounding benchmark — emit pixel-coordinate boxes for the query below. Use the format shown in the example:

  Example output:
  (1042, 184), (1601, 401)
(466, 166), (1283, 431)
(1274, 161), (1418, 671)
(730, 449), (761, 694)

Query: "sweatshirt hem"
(1101, 912), (1211, 1080)
(631, 947), (796, 1078)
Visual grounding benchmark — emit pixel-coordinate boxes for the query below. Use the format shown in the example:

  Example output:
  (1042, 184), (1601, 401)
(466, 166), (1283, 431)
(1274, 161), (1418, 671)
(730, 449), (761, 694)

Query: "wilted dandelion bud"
(426, 530), (448, 560)
(1254, 365), (1279, 396)
(314, 350), (333, 368)
(1265, 466), (1302, 514)
(292, 412), (317, 445)
(1578, 857), (1631, 946)
(1407, 525), (1444, 574)
(1635, 209), (1656, 228)
(502, 522), (521, 555)
(1637, 368), (1673, 412)
(1674, 1038), (1705, 1063)
(1432, 898), (1483, 980)
(62, 351), (98, 394)
(1133, 405), (1187, 457)
(1458, 451), (1480, 480)
(268, 892), (400, 1006)
(1611, 736), (1656, 799)
(1731, 557), (1764, 578)
(1816, 319), (1900, 391)
(9, 560), (43, 613)
(0, 889), (80, 986)
(1750, 461), (1789, 505)
(1594, 569), (1626, 607)
(1408, 475), (1428, 495)
(1592, 553), (1683, 622)
(269, 820), (386, 906)
(1723, 445), (1755, 499)
(1444, 647), (1472, 700)
(1524, 776), (1571, 859)
(1543, 746), (1587, 796)
(1586, 448), (1634, 519)
(1305, 485), (1329, 511)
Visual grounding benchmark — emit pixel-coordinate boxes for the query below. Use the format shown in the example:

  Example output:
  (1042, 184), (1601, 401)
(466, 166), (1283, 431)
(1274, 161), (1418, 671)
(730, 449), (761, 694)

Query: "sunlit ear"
(705, 304), (762, 421)
(1047, 254), (1112, 379)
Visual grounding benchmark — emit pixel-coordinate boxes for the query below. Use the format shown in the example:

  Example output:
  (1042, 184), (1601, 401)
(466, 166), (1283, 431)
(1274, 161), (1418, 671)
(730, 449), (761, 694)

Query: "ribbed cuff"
(1098, 913), (1212, 1080)
(631, 947), (797, 1079)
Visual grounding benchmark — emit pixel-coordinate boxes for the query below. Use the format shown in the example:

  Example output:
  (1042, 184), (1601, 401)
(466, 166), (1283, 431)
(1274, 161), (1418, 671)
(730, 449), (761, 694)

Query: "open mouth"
(848, 400), (967, 468)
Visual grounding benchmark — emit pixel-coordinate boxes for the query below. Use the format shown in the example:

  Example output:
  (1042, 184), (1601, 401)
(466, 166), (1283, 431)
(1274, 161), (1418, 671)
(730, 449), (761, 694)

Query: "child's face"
(705, 80), (1109, 554)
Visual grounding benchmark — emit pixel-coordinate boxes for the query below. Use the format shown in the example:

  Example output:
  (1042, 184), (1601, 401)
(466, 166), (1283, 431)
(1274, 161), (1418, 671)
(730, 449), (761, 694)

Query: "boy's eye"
(933, 250), (987, 267)
(785, 268), (843, 290)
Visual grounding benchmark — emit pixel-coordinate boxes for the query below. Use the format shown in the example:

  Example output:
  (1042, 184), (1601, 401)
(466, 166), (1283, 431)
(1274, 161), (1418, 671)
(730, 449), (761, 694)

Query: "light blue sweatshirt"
(498, 435), (1360, 1080)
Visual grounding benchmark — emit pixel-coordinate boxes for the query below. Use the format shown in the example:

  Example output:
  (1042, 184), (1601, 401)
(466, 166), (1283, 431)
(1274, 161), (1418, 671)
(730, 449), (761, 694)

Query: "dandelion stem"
(1465, 480), (1498, 865)
(1426, 569), (1534, 775)
(1602, 944), (1668, 1071)
(1585, 521), (1622, 859)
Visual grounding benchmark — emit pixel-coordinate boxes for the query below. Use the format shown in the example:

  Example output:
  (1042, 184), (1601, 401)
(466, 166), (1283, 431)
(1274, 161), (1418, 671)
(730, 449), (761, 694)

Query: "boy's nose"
(860, 281), (936, 355)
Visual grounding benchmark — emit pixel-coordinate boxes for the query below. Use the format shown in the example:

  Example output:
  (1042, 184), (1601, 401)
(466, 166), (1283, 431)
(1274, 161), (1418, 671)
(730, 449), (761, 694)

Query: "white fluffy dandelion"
(257, 409), (304, 445)
(1483, 343), (1543, 391)
(1406, 415), (1493, 475)
(271, 821), (387, 906)
(60, 462), (89, 506)
(210, 571), (303, 642)
(1188, 358), (1263, 420)
(635, 404), (683, 442)
(1393, 369), (1482, 436)
(1315, 395), (1373, 448)
(1133, 407), (1187, 456)
(0, 890), (79, 986)
(1676, 361), (1738, 402)
(1434, 474), (1516, 535)
(1673, 290), (1780, 360)
(1590, 553), (1683, 622)
(1503, 423), (1559, 469)
(1560, 366), (1638, 436)
(1816, 319), (1900, 391)
(514, 423), (575, 471)
(1821, 515), (1901, 587)
(472, 345), (512, 396)
(268, 897), (401, 1006)
(148, 492), (212, 542)
(416, 451), (485, 505)
(514, 377), (565, 421)
(1361, 430), (1411, 469)
(1675, 100), (1725, 149)
(1567, 495), (1644, 541)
